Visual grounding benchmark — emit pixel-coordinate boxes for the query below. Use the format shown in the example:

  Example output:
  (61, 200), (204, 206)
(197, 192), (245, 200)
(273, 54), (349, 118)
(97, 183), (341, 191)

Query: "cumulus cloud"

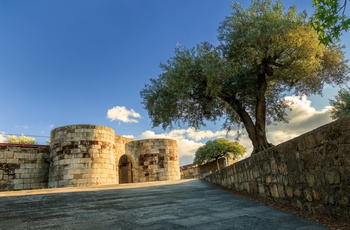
(266, 95), (332, 145)
(0, 132), (6, 143)
(107, 106), (141, 123)
(122, 135), (135, 139)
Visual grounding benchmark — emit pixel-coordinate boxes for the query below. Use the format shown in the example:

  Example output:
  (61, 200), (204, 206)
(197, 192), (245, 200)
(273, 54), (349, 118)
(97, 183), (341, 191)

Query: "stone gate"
(0, 124), (181, 191)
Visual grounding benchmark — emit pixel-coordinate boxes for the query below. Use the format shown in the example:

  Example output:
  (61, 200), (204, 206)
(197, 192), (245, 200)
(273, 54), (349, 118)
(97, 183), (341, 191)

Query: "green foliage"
(6, 134), (36, 144)
(193, 138), (246, 170)
(311, 0), (350, 45)
(330, 87), (350, 119)
(141, 0), (349, 154)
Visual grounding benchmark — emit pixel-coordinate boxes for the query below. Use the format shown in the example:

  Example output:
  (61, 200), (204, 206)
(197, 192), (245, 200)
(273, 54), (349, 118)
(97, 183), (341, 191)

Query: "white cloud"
(266, 95), (332, 145)
(107, 106), (141, 123)
(185, 127), (229, 141)
(0, 132), (6, 143)
(139, 130), (204, 166)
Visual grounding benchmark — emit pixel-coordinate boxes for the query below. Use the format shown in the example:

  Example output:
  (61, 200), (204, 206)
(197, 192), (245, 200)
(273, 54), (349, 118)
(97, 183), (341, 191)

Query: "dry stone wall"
(0, 144), (49, 191)
(204, 117), (350, 221)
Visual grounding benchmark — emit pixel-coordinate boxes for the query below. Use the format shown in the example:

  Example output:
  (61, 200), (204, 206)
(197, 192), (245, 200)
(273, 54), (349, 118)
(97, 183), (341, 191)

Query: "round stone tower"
(49, 124), (116, 188)
(125, 138), (180, 182)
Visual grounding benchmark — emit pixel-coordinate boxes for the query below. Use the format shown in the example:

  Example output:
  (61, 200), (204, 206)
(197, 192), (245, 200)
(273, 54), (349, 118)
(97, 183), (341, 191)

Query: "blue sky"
(0, 1), (349, 165)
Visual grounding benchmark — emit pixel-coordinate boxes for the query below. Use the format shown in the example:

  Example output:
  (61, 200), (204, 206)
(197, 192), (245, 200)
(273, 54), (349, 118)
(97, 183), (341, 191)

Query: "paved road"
(0, 179), (327, 230)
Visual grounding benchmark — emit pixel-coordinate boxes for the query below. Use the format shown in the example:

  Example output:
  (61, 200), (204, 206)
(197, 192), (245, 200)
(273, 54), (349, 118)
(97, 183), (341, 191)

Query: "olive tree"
(330, 87), (350, 119)
(141, 0), (349, 154)
(193, 138), (245, 171)
(6, 134), (36, 144)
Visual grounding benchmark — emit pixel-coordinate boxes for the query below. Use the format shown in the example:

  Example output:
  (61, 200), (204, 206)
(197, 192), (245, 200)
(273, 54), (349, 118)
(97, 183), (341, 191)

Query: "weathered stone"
(203, 117), (350, 222)
(270, 184), (279, 198)
(1, 124), (180, 191)
(285, 186), (293, 198)
(324, 170), (341, 185)
(303, 188), (313, 202)
(305, 172), (316, 187)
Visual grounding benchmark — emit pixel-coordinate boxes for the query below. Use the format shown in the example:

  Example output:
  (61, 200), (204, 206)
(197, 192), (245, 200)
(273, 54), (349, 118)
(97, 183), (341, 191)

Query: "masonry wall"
(204, 117), (350, 221)
(0, 124), (180, 191)
(0, 144), (49, 191)
(126, 139), (180, 182)
(49, 125), (117, 188)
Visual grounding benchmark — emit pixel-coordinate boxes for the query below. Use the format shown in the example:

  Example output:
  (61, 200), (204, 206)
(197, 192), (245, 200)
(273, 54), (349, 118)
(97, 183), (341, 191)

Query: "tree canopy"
(311, 0), (350, 45)
(330, 87), (350, 119)
(6, 134), (36, 144)
(193, 138), (245, 170)
(141, 0), (349, 154)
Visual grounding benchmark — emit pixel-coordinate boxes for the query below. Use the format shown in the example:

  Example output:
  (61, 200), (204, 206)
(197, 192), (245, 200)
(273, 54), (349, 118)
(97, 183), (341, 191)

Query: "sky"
(0, 0), (349, 166)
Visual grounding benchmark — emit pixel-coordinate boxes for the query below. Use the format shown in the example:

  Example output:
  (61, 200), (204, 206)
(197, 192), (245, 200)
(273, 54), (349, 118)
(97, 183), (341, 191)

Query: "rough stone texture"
(49, 125), (117, 188)
(204, 117), (350, 222)
(0, 145), (49, 191)
(0, 124), (180, 191)
(126, 139), (181, 182)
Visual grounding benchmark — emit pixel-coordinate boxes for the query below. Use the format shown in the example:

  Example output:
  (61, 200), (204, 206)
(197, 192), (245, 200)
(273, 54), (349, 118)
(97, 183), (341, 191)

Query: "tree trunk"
(253, 71), (273, 154)
(221, 95), (270, 154)
(220, 71), (273, 155)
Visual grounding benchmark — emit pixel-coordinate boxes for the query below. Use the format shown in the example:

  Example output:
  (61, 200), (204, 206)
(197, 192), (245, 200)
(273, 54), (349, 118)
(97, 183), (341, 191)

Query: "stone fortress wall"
(0, 124), (180, 191)
(0, 144), (49, 191)
(204, 117), (350, 221)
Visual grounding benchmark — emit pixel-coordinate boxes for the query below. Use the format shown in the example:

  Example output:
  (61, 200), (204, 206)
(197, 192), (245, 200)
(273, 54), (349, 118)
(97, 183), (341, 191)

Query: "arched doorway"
(118, 155), (134, 184)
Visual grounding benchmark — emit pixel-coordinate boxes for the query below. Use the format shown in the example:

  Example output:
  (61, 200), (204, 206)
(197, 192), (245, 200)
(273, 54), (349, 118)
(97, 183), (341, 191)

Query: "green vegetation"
(141, 0), (349, 154)
(330, 87), (350, 119)
(311, 0), (350, 45)
(6, 134), (36, 144)
(194, 138), (245, 171)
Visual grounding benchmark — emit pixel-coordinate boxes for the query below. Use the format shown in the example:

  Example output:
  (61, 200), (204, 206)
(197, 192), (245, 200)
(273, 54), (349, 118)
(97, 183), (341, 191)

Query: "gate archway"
(118, 154), (134, 184)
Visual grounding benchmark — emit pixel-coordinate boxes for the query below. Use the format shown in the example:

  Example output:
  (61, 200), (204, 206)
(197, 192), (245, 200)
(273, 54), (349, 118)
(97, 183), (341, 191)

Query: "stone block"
(296, 200), (303, 209)
(294, 188), (302, 197)
(277, 184), (285, 198)
(6, 158), (19, 164)
(20, 174), (32, 179)
(270, 184), (279, 198)
(14, 184), (24, 190)
(286, 186), (293, 197)
(324, 170), (341, 185)
(303, 188), (313, 202)
(305, 172), (315, 187)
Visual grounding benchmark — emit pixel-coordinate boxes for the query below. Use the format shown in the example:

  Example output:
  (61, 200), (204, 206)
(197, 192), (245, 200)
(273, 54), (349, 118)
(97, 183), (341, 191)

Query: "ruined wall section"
(0, 144), (49, 191)
(49, 125), (116, 188)
(204, 117), (350, 221)
(126, 139), (180, 182)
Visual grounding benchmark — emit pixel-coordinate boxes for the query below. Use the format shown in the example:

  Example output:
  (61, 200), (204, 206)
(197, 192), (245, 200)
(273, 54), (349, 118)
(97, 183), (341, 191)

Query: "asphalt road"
(0, 179), (328, 230)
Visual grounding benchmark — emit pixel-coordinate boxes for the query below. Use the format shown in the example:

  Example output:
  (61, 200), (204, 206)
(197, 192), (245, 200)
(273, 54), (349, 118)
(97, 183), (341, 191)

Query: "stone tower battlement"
(0, 124), (180, 191)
